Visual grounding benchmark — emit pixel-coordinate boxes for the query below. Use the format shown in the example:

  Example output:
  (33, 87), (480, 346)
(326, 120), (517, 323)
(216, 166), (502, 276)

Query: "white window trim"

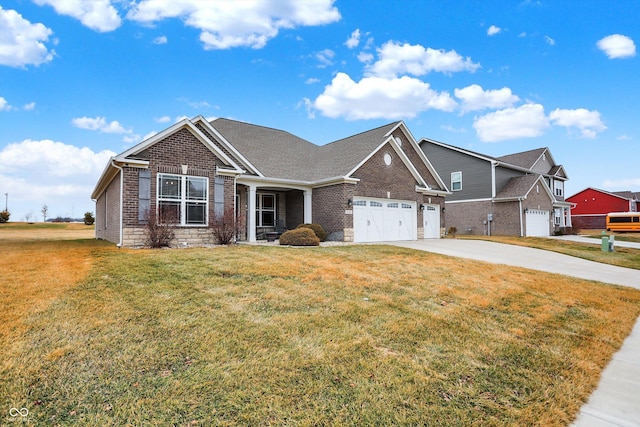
(451, 171), (462, 191)
(157, 173), (209, 226)
(256, 192), (276, 228)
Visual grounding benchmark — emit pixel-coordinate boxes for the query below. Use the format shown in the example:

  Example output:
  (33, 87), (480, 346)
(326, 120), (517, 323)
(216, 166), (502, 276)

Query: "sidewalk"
(550, 235), (640, 250)
(388, 239), (640, 427)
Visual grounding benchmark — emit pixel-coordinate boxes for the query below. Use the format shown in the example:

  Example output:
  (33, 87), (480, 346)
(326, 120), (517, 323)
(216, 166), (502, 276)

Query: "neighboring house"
(567, 188), (639, 229)
(91, 117), (449, 247)
(419, 140), (573, 237)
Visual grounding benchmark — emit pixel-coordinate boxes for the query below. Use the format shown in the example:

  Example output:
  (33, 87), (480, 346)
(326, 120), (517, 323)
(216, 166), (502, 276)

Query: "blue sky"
(0, 0), (638, 221)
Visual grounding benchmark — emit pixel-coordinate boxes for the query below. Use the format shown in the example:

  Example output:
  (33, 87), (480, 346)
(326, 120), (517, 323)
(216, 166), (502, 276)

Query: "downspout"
(519, 199), (524, 237)
(111, 160), (124, 248)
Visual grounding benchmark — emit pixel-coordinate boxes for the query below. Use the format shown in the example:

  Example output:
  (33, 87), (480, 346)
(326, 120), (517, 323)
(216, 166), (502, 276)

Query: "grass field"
(1, 224), (640, 426)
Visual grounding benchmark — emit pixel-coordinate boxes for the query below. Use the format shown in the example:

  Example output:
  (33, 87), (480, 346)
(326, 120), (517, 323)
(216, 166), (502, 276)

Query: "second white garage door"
(353, 197), (417, 242)
(525, 209), (550, 237)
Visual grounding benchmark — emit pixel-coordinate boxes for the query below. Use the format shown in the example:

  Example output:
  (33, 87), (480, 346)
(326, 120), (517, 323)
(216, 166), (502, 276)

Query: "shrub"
(84, 211), (95, 225)
(279, 227), (320, 246)
(210, 207), (243, 245)
(144, 209), (176, 248)
(447, 226), (458, 238)
(0, 210), (9, 223)
(295, 223), (326, 242)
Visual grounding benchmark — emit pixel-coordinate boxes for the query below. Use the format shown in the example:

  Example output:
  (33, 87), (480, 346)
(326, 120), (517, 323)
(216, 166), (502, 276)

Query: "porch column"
(247, 184), (257, 242)
(303, 189), (312, 223)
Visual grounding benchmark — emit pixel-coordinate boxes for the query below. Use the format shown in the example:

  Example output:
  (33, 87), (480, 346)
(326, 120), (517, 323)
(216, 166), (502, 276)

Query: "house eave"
(416, 186), (450, 196)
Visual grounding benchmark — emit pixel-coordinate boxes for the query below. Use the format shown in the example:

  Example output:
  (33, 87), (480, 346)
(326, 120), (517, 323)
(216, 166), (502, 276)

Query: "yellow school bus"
(606, 212), (640, 232)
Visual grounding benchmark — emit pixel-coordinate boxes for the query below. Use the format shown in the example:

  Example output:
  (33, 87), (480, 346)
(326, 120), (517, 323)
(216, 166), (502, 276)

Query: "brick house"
(419, 139), (573, 236)
(91, 117), (449, 247)
(567, 188), (639, 229)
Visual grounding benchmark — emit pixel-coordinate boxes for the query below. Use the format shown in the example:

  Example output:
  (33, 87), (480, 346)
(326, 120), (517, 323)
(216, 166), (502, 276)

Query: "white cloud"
(315, 49), (335, 67)
(454, 84), (520, 113)
(357, 51), (374, 63)
(153, 35), (168, 45)
(345, 29), (360, 49)
(597, 34), (636, 59)
(34, 0), (121, 32)
(602, 178), (640, 189)
(545, 35), (555, 45)
(0, 140), (115, 219)
(487, 25), (501, 36)
(71, 116), (131, 134)
(0, 6), (55, 67)
(305, 78), (320, 84)
(366, 41), (480, 78)
(155, 115), (171, 123)
(549, 108), (606, 138)
(23, 102), (36, 111)
(473, 103), (549, 142)
(309, 72), (457, 120)
(126, 0), (341, 50)
(0, 97), (11, 111)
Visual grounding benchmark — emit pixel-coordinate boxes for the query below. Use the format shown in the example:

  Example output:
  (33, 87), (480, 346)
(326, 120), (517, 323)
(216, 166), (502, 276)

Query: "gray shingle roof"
(210, 118), (401, 181)
(495, 174), (541, 199)
(497, 148), (547, 170)
(210, 118), (321, 181)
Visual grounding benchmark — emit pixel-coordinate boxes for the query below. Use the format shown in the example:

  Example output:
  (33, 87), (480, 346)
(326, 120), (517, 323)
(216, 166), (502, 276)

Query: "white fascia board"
(216, 167), (244, 177)
(116, 119), (243, 173)
(345, 136), (428, 188)
(416, 186), (450, 196)
(493, 196), (526, 202)
(394, 123), (449, 191)
(192, 116), (263, 177)
(112, 158), (149, 168)
(445, 198), (493, 204)
(520, 175), (555, 202)
(91, 156), (117, 200)
(91, 158), (149, 200)
(312, 176), (360, 188)
(237, 175), (313, 191)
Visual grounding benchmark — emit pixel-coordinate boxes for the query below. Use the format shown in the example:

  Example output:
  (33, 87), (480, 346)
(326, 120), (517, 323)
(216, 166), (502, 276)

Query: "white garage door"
(525, 209), (550, 237)
(353, 198), (417, 243)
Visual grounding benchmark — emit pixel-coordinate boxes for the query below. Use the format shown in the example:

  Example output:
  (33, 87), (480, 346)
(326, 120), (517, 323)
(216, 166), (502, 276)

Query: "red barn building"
(567, 188), (639, 229)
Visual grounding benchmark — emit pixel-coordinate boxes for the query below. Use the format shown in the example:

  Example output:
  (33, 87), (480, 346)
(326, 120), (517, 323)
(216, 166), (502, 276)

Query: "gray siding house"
(91, 117), (449, 247)
(420, 139), (573, 237)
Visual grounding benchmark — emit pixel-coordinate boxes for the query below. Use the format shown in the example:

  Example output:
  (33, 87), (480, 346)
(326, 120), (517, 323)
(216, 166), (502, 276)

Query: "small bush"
(0, 210), (10, 223)
(447, 226), (458, 238)
(295, 223), (326, 242)
(84, 211), (95, 225)
(210, 207), (242, 245)
(144, 209), (176, 248)
(279, 228), (320, 246)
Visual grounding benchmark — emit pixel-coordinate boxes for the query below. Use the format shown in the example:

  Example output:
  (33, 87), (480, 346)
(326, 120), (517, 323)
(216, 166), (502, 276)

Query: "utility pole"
(4, 193), (7, 211)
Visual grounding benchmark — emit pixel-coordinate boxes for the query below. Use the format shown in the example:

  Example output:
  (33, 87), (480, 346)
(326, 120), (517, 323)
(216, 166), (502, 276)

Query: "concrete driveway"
(386, 238), (640, 427)
(390, 239), (640, 289)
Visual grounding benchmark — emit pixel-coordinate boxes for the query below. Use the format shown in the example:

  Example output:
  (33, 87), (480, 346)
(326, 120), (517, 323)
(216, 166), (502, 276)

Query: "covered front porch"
(236, 178), (312, 243)
(554, 201), (574, 232)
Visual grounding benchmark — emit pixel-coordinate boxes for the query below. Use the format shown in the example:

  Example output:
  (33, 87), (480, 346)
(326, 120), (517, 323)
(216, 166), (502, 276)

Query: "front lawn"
(1, 237), (639, 425)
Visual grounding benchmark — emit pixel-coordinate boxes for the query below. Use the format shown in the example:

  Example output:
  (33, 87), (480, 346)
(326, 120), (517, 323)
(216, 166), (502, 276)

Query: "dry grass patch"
(0, 222), (95, 241)
(1, 243), (639, 426)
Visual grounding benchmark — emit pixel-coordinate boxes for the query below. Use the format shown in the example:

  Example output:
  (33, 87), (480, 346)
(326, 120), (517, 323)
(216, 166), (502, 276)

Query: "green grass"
(2, 238), (640, 426)
(461, 235), (640, 270)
